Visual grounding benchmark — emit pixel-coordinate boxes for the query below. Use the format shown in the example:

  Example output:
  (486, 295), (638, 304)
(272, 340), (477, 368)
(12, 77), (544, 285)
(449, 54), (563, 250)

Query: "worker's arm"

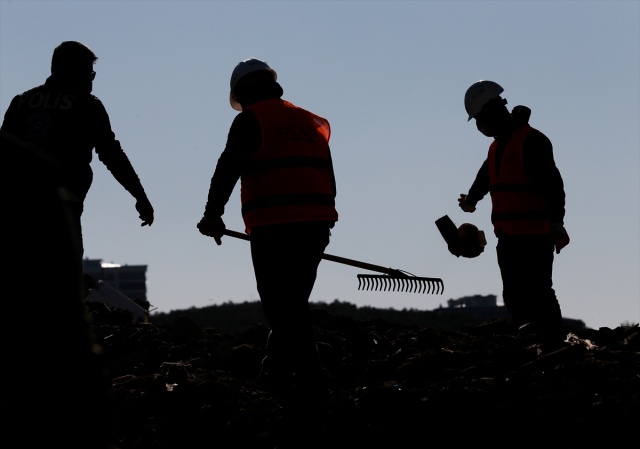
(198, 111), (260, 244)
(459, 159), (490, 213)
(524, 130), (569, 253)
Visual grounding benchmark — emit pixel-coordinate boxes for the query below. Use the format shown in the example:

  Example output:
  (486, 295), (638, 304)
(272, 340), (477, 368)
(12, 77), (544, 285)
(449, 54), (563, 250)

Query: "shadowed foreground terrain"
(89, 303), (639, 448)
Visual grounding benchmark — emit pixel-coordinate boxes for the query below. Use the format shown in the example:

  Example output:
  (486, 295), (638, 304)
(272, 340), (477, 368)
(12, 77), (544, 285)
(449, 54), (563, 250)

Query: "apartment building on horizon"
(83, 258), (148, 302)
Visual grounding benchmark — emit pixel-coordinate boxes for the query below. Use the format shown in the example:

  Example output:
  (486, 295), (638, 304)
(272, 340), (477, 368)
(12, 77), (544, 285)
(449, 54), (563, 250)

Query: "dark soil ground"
(89, 304), (639, 449)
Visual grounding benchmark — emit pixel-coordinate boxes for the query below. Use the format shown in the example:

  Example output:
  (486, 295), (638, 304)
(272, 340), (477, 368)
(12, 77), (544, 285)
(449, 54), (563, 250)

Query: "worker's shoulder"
(231, 108), (260, 126)
(523, 126), (553, 152)
(82, 94), (111, 117)
(10, 84), (45, 101)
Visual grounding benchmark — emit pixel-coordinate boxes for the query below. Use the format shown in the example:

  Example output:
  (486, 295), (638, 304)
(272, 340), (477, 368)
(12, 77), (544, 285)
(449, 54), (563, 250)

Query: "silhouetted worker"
(1, 40), (155, 448)
(2, 40), (154, 253)
(197, 58), (338, 446)
(458, 80), (570, 345)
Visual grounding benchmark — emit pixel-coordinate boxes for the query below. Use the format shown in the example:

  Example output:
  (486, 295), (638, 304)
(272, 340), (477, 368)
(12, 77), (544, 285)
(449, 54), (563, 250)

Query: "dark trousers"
(4, 184), (114, 449)
(250, 221), (331, 383)
(497, 233), (564, 342)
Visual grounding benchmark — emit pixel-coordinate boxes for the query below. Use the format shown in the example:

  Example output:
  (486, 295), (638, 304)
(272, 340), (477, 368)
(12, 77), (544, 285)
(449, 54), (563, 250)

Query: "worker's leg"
(498, 234), (564, 343)
(250, 222), (330, 387)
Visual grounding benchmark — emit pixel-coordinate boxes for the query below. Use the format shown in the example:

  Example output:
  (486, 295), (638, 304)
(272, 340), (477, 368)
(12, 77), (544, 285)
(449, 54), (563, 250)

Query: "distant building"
(447, 294), (501, 309)
(83, 258), (148, 302)
(435, 294), (586, 331)
(436, 294), (511, 321)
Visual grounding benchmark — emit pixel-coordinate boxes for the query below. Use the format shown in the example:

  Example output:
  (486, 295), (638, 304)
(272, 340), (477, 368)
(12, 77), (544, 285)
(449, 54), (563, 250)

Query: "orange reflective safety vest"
(488, 125), (551, 236)
(241, 99), (338, 233)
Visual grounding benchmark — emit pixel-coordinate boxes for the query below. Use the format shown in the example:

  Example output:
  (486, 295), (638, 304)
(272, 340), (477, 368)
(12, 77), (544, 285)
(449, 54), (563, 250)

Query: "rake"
(223, 229), (444, 295)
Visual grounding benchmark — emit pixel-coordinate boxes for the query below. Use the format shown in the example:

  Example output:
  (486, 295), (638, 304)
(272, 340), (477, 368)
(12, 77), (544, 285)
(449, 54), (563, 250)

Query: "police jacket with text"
(1, 75), (147, 204)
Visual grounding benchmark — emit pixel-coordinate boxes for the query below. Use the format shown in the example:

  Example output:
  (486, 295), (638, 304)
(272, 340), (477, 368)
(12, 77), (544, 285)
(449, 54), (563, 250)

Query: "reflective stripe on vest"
(241, 99), (338, 233)
(488, 125), (550, 236)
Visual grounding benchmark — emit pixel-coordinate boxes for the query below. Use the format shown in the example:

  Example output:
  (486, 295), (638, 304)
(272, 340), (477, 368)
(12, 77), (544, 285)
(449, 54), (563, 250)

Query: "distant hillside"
(150, 298), (588, 334)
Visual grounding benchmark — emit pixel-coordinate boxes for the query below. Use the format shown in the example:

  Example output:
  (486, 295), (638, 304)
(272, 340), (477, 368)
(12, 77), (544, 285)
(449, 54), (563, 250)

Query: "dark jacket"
(1, 76), (147, 204)
(465, 109), (565, 232)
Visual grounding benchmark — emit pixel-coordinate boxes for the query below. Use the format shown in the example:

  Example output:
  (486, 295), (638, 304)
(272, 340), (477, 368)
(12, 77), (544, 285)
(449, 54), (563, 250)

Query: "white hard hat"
(464, 80), (504, 121)
(229, 58), (277, 111)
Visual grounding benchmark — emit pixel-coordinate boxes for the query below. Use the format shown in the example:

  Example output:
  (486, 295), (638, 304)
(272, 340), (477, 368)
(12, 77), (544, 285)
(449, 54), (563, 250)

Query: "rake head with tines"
(357, 271), (444, 294)
(222, 229), (445, 295)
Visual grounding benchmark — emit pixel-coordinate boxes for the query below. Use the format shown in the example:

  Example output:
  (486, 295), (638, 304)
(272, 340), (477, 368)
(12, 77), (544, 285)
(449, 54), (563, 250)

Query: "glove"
(197, 216), (226, 245)
(551, 223), (570, 254)
(135, 196), (154, 226)
(458, 194), (476, 213)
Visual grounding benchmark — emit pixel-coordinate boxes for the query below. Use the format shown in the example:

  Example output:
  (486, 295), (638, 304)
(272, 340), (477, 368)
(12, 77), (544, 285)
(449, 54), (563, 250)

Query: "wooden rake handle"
(223, 229), (401, 275)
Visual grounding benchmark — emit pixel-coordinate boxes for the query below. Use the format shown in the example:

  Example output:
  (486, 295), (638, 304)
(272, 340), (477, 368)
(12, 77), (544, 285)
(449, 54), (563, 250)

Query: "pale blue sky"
(1, 1), (638, 330)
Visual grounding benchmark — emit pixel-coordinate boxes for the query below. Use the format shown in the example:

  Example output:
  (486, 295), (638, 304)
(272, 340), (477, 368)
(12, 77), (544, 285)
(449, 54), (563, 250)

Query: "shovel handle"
(223, 229), (398, 276)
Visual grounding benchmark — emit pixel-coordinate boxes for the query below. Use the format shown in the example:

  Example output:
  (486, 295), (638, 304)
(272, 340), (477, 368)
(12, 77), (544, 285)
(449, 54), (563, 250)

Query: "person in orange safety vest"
(458, 80), (570, 346)
(197, 58), (338, 447)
